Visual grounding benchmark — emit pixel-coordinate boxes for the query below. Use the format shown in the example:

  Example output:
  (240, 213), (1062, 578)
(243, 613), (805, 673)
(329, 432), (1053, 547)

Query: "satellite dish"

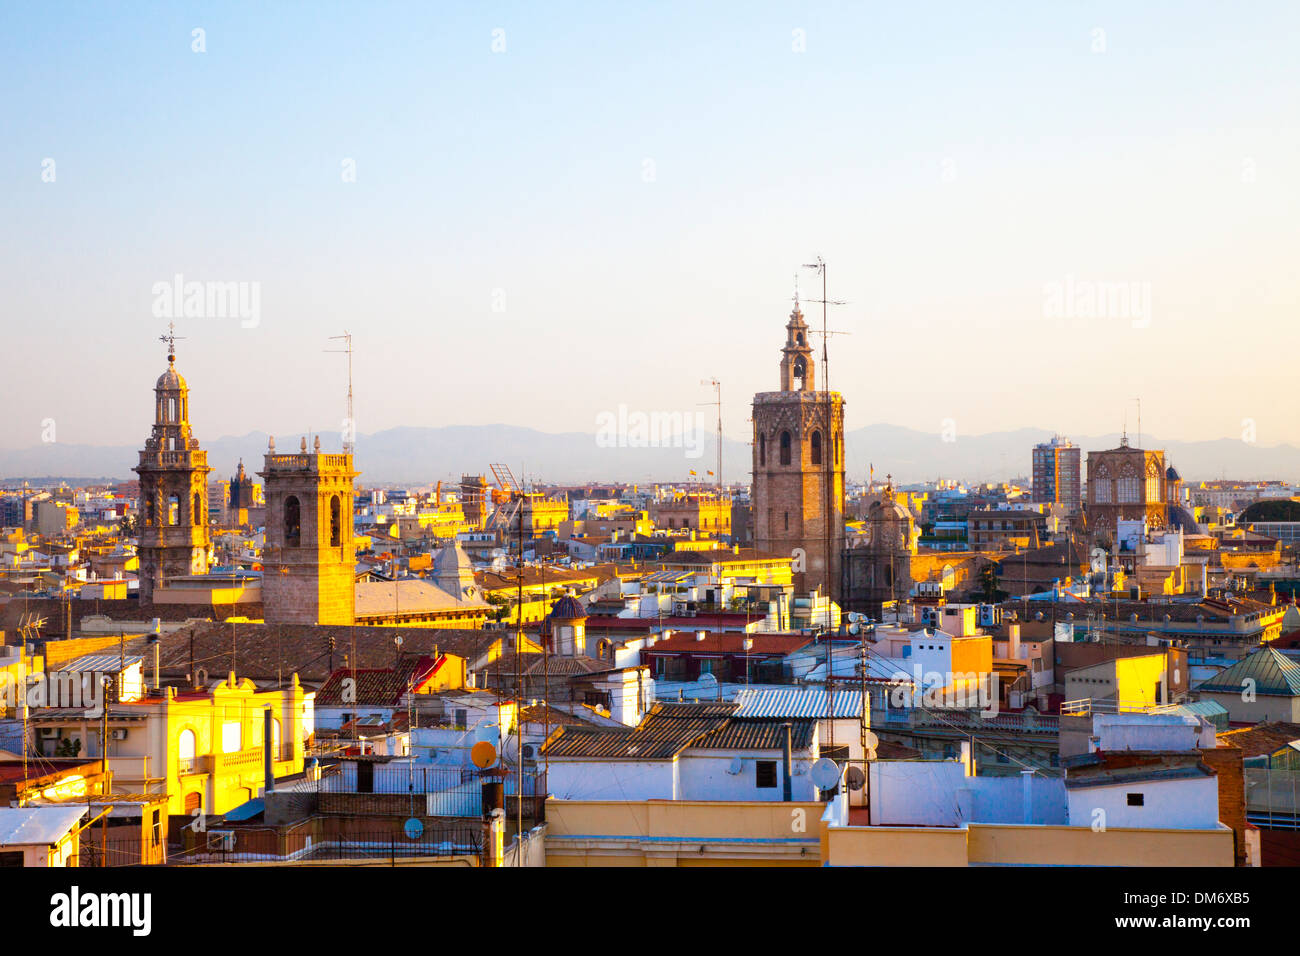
(403, 817), (424, 840)
(810, 757), (842, 791)
(845, 766), (866, 791)
(848, 622), (860, 636)
(862, 730), (879, 751)
(394, 635), (404, 646)
(470, 740), (498, 769)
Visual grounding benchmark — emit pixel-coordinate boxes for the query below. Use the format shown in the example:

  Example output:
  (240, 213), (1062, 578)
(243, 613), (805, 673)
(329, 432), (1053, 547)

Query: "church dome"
(1166, 465), (1181, 482)
(550, 595), (587, 621)
(156, 358), (187, 391)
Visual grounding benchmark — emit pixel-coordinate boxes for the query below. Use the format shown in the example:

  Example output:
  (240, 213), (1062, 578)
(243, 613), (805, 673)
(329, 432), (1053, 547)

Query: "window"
(793, 359), (806, 390)
(783, 511), (789, 532)
(756, 761), (778, 789)
(759, 433), (766, 467)
(167, 494), (180, 526)
(284, 495), (301, 547)
(1093, 480), (1113, 504)
(811, 431), (822, 466)
(779, 431), (792, 466)
(330, 495), (342, 547)
(184, 791), (202, 814)
(1117, 476), (1140, 504)
(151, 810), (162, 848)
(178, 729), (196, 761)
(1127, 792), (1144, 806)
(193, 492), (202, 525)
(221, 722), (242, 754)
(145, 498), (155, 527)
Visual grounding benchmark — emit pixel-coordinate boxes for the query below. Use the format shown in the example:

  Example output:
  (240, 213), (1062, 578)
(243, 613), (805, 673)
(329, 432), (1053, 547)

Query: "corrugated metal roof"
(56, 654), (143, 673)
(0, 806), (88, 846)
(732, 688), (863, 719)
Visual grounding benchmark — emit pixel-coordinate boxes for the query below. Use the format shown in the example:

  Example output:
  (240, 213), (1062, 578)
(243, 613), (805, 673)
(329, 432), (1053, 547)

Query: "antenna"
(802, 257), (849, 607)
(325, 332), (354, 454)
(699, 379), (722, 498)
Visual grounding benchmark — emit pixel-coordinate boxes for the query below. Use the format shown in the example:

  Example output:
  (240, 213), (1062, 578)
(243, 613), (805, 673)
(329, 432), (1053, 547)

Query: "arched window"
(759, 433), (766, 467)
(178, 729), (196, 762)
(330, 495), (342, 547)
(168, 494), (180, 526)
(168, 397), (177, 421)
(285, 495), (301, 547)
(779, 431), (792, 466)
(145, 498), (155, 527)
(811, 431), (823, 466)
(192, 492), (202, 525)
(793, 359), (806, 390)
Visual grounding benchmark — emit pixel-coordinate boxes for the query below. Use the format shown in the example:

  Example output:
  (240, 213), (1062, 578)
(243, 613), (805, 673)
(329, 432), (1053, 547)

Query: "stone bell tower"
(134, 330), (212, 606)
(259, 435), (358, 625)
(752, 299), (846, 601)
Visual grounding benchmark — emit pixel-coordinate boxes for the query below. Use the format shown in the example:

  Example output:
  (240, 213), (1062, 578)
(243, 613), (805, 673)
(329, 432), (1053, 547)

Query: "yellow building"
(25, 672), (312, 818)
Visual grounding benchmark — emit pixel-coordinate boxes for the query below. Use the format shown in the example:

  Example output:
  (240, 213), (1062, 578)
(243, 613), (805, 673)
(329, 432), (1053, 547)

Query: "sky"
(2, 1), (1297, 454)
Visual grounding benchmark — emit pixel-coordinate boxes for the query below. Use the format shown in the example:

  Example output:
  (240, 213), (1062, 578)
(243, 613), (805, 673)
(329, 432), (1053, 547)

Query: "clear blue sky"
(2, 1), (1297, 451)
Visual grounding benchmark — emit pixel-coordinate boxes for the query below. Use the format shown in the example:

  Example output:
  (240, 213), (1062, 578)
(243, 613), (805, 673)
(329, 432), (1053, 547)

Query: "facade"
(751, 301), (845, 600)
(259, 436), (359, 625)
(459, 474), (488, 530)
(133, 340), (212, 605)
(1032, 436), (1081, 512)
(650, 492), (732, 535)
(1086, 443), (1168, 548)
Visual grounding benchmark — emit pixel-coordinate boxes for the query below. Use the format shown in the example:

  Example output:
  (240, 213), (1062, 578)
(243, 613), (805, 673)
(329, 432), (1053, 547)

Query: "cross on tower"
(159, 323), (185, 362)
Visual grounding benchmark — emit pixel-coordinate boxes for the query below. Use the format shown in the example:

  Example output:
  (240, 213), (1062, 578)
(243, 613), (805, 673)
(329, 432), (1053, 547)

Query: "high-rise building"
(1032, 435), (1081, 512)
(133, 337), (211, 605)
(751, 299), (845, 600)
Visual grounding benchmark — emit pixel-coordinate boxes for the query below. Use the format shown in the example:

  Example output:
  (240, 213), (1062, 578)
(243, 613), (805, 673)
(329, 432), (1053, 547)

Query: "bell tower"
(259, 435), (358, 625)
(752, 299), (846, 601)
(133, 328), (211, 605)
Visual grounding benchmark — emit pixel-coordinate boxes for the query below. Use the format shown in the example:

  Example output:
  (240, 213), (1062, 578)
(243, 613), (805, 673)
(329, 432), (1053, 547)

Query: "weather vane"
(159, 322), (185, 362)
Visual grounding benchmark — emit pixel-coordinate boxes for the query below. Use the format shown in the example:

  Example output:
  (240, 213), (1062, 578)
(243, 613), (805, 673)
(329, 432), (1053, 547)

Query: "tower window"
(193, 492), (202, 525)
(793, 359), (806, 391)
(811, 430), (822, 466)
(285, 495), (301, 547)
(784, 511), (789, 531)
(330, 495), (342, 547)
(759, 433), (766, 467)
(145, 499), (155, 527)
(168, 397), (177, 421)
(779, 431), (792, 466)
(168, 495), (180, 526)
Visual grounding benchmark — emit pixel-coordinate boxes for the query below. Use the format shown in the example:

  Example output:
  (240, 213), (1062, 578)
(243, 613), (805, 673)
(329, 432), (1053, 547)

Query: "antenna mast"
(699, 379), (722, 497)
(326, 332), (355, 454)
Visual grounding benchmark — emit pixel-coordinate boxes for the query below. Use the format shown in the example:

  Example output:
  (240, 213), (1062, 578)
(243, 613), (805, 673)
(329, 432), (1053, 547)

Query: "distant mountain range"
(2, 424), (1295, 488)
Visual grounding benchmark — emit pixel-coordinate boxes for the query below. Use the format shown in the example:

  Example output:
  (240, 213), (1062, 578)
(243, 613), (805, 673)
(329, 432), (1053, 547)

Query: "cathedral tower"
(134, 333), (212, 605)
(751, 300), (846, 601)
(259, 435), (358, 625)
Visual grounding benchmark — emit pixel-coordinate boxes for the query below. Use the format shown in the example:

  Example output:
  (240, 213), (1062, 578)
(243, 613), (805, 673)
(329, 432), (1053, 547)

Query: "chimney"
(782, 723), (793, 801)
(263, 707), (275, 796)
(696, 630), (707, 642)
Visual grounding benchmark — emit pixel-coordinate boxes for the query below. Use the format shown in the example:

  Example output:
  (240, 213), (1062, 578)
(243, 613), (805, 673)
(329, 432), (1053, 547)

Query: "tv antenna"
(698, 379), (722, 498)
(325, 331), (354, 454)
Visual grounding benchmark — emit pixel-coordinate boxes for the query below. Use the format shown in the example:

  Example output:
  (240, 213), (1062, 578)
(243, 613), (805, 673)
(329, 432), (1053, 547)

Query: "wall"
(1066, 776), (1219, 830)
(868, 760), (1067, 827)
(546, 759), (678, 801)
(677, 749), (816, 802)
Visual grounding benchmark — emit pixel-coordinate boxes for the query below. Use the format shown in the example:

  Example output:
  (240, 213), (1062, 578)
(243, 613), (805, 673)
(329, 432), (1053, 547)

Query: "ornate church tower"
(752, 300), (846, 601)
(133, 332), (212, 605)
(259, 435), (358, 625)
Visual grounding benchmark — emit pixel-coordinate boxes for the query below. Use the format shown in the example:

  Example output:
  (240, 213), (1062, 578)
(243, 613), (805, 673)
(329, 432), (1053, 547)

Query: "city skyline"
(4, 2), (1298, 451)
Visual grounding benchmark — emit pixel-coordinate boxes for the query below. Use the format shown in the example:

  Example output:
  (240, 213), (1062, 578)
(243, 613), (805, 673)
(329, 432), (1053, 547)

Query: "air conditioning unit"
(40, 728), (59, 739)
(111, 729), (128, 741)
(208, 830), (236, 851)
(521, 744), (536, 761)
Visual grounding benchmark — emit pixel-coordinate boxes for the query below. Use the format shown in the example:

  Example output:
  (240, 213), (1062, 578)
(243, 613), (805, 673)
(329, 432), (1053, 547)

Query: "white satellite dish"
(810, 757), (842, 791)
(845, 766), (866, 792)
(862, 730), (879, 751)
